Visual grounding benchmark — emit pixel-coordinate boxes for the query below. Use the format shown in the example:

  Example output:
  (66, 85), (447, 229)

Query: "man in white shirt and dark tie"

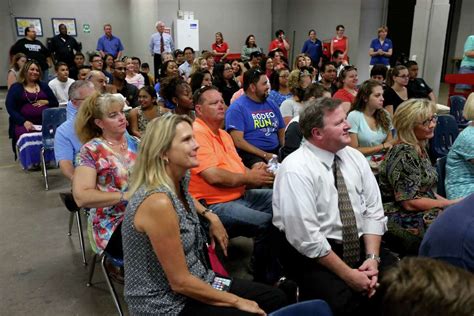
(149, 21), (174, 83)
(273, 97), (395, 315)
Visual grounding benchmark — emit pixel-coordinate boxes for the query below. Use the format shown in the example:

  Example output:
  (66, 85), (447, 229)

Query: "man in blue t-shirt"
(225, 69), (285, 167)
(419, 193), (474, 273)
(54, 80), (96, 181)
(96, 24), (124, 59)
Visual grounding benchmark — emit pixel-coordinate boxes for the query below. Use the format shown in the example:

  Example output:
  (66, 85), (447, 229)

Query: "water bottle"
(267, 154), (280, 174)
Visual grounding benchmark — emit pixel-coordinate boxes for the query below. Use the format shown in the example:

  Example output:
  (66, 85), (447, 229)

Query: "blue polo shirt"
(54, 101), (82, 164)
(301, 39), (323, 65)
(369, 38), (393, 65)
(96, 35), (124, 58)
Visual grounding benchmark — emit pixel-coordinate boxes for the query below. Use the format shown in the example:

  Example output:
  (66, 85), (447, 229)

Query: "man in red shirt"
(268, 29), (290, 59)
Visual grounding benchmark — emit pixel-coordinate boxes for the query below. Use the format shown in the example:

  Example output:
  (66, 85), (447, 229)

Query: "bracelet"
(366, 253), (381, 263)
(201, 208), (213, 217)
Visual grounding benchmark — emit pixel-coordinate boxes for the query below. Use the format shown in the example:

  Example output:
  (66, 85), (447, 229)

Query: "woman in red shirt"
(211, 32), (229, 63)
(330, 25), (349, 63)
(333, 65), (358, 113)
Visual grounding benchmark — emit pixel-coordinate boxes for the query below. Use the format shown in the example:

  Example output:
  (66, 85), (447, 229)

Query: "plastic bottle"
(267, 154), (280, 174)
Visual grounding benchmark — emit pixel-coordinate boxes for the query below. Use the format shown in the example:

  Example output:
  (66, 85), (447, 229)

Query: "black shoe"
(276, 277), (299, 304)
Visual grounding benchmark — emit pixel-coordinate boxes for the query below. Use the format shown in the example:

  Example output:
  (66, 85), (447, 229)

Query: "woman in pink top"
(211, 32), (229, 63)
(333, 65), (358, 112)
(330, 25), (349, 62)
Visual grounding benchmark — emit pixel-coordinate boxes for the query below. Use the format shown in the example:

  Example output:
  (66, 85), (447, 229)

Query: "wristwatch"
(366, 253), (381, 263)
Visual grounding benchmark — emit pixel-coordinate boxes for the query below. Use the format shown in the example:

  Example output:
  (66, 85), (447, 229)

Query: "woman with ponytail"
(72, 92), (139, 258)
(280, 67), (312, 125)
(348, 79), (395, 162)
(384, 65), (414, 116)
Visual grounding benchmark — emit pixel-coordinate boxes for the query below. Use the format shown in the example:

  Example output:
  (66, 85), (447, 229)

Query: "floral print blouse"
(76, 134), (138, 254)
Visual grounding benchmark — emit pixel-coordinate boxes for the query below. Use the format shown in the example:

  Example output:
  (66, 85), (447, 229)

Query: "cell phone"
(211, 276), (233, 292)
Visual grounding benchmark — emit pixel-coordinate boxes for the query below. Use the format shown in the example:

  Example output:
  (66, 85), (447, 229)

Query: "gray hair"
(300, 97), (342, 139)
(155, 21), (165, 28)
(85, 70), (105, 81)
(68, 80), (95, 100)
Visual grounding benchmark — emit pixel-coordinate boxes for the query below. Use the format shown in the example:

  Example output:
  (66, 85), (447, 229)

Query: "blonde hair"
(463, 92), (474, 121)
(190, 57), (206, 76)
(378, 25), (388, 34)
(393, 98), (437, 149)
(293, 53), (306, 70)
(75, 92), (125, 143)
(129, 114), (193, 195)
(10, 53), (27, 71)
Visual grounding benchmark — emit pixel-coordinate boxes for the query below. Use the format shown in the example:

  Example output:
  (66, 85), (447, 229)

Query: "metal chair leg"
(75, 211), (87, 265)
(40, 147), (49, 190)
(86, 253), (98, 287)
(101, 255), (124, 316)
(68, 212), (74, 236)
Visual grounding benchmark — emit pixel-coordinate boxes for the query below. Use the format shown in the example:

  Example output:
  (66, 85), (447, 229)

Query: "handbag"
(207, 243), (229, 277)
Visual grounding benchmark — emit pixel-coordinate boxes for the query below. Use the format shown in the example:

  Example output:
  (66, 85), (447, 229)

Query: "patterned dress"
(123, 173), (214, 315)
(75, 134), (138, 254)
(379, 143), (441, 237)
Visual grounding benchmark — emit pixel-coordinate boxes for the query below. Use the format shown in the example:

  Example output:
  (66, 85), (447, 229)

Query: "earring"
(163, 157), (169, 164)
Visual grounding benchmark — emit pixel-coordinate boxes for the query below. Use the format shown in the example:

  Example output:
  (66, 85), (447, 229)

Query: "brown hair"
(386, 65), (407, 87)
(380, 257), (474, 316)
(352, 79), (391, 132)
(17, 60), (42, 85)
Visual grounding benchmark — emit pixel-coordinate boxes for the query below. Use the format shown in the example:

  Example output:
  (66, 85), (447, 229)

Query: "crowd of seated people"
(6, 21), (474, 316)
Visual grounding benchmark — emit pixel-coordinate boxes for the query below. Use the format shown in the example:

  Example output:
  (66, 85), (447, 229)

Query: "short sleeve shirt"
(369, 38), (393, 66)
(189, 118), (246, 204)
(225, 95), (285, 151)
(348, 110), (392, 160)
(461, 35), (474, 68)
(446, 126), (474, 199)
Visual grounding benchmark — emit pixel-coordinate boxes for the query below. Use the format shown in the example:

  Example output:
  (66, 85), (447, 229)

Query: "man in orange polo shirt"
(189, 86), (276, 283)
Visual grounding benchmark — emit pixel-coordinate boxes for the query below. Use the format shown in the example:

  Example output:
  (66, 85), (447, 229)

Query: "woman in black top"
(212, 62), (239, 106)
(384, 65), (414, 116)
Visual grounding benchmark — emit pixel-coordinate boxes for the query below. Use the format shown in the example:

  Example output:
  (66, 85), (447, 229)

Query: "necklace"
(24, 85), (39, 104)
(104, 137), (127, 151)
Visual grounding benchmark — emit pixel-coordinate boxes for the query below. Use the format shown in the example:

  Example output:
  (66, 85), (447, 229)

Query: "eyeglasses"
(224, 67), (233, 71)
(419, 114), (438, 127)
(245, 68), (264, 86)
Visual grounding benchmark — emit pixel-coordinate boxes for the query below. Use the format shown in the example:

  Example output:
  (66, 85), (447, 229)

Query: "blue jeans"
(210, 189), (276, 283)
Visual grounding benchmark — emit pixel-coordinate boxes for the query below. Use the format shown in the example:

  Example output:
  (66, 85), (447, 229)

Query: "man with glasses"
(54, 80), (96, 181)
(179, 47), (195, 80)
(89, 54), (112, 83)
(226, 69), (285, 168)
(110, 60), (139, 107)
(189, 86), (277, 283)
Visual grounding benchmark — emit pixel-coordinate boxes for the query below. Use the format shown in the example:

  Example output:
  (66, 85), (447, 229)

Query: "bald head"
(86, 70), (107, 93)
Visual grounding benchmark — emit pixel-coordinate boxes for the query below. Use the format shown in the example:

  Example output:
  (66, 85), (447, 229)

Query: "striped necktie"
(160, 33), (165, 54)
(333, 155), (360, 267)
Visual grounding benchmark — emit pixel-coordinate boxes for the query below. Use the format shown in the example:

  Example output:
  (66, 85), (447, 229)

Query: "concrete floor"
(0, 83), (450, 315)
(0, 89), (252, 315)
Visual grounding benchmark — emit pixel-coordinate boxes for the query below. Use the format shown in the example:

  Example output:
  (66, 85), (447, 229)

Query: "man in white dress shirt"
(149, 21), (174, 82)
(273, 97), (394, 315)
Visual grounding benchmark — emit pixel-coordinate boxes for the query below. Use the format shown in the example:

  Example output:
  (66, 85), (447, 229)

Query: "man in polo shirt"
(96, 24), (124, 59)
(178, 47), (195, 80)
(189, 85), (277, 283)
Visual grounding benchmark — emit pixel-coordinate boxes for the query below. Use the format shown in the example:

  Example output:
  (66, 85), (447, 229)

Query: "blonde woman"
(190, 57), (208, 77)
(280, 68), (312, 125)
(122, 114), (286, 315)
(7, 53), (27, 89)
(379, 99), (461, 253)
(73, 93), (138, 257)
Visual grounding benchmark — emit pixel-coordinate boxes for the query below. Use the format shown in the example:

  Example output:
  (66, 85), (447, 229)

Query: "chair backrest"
(429, 115), (459, 159)
(449, 95), (468, 124)
(269, 299), (333, 316)
(42, 107), (67, 149)
(436, 156), (447, 198)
